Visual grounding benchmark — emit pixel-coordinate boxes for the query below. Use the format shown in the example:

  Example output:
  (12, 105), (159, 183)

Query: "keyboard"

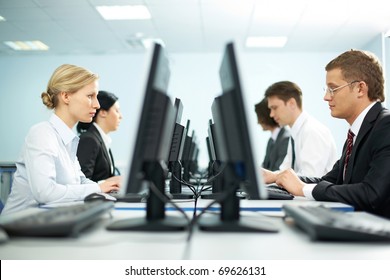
(0, 201), (114, 237)
(266, 184), (294, 200)
(283, 204), (390, 241)
(110, 191), (147, 202)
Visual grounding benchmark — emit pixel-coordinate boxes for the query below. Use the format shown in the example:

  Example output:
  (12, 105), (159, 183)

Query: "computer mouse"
(84, 192), (117, 202)
(0, 227), (9, 244)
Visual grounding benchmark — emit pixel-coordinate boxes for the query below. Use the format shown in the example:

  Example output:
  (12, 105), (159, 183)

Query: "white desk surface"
(0, 210), (189, 260)
(188, 213), (390, 260)
(0, 198), (389, 260)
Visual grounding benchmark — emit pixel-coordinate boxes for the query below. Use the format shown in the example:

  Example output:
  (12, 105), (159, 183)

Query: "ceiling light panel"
(4, 40), (49, 51)
(246, 36), (287, 48)
(252, 0), (306, 24)
(96, 5), (151, 20)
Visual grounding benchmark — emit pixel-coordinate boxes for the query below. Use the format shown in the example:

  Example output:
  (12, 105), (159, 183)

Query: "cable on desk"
(171, 164), (226, 199)
(148, 162), (231, 253)
(183, 162), (228, 221)
(187, 182), (237, 242)
(148, 180), (192, 228)
(188, 168), (209, 182)
(170, 162), (227, 199)
(171, 172), (198, 194)
(180, 182), (237, 260)
(194, 162), (227, 198)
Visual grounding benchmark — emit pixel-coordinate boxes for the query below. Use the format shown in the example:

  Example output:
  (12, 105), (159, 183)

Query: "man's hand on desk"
(275, 169), (305, 196)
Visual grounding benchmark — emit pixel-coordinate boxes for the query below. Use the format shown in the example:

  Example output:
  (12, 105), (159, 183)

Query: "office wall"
(383, 35), (390, 109)
(169, 50), (346, 168)
(0, 42), (386, 170)
(0, 54), (146, 169)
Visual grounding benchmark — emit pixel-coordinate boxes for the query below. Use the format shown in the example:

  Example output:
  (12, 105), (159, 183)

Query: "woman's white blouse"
(2, 114), (100, 215)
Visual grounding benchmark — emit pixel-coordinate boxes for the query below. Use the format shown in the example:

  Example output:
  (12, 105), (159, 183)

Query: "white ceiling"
(1, 0), (390, 55)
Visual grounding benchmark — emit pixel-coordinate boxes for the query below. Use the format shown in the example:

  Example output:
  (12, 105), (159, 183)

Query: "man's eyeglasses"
(324, 80), (359, 97)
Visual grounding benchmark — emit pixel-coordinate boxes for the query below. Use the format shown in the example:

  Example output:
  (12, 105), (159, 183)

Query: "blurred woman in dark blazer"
(77, 90), (122, 182)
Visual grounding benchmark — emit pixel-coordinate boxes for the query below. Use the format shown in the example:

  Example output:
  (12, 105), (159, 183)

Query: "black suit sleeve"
(77, 135), (100, 178)
(310, 111), (390, 218)
(300, 158), (341, 184)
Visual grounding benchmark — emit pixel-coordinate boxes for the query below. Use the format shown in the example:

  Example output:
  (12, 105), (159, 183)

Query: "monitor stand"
(107, 161), (188, 232)
(169, 161), (193, 199)
(197, 163), (279, 233)
(201, 160), (224, 199)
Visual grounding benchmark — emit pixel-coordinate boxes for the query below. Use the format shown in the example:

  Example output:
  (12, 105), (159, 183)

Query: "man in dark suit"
(255, 98), (290, 171)
(267, 49), (390, 218)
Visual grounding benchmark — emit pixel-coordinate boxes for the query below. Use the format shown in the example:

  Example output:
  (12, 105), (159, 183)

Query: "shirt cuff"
(82, 183), (101, 196)
(302, 184), (316, 200)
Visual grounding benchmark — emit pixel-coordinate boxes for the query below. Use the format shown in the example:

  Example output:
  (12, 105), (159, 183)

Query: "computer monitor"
(173, 97), (183, 123)
(168, 98), (186, 163)
(206, 136), (212, 163)
(205, 134), (215, 179)
(107, 43), (188, 231)
(189, 133), (199, 174)
(190, 144), (199, 173)
(198, 42), (275, 232)
(181, 121), (193, 181)
(207, 119), (218, 162)
(200, 119), (224, 199)
(168, 98), (193, 199)
(205, 135), (214, 180)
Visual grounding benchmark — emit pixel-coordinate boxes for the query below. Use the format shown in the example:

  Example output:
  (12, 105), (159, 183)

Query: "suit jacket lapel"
(90, 125), (111, 169)
(338, 140), (348, 183)
(109, 148), (116, 174)
(344, 102), (383, 183)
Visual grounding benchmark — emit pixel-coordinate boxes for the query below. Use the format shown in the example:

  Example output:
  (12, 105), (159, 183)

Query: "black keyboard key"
(266, 184), (294, 200)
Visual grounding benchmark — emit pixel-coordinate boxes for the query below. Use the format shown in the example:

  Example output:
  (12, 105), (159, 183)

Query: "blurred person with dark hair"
(77, 90), (122, 183)
(255, 97), (290, 171)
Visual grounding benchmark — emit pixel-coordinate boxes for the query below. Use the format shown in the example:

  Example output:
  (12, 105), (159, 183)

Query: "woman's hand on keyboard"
(99, 175), (121, 193)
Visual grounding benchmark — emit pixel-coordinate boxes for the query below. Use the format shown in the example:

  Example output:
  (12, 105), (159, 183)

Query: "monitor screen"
(189, 136), (199, 174)
(181, 124), (192, 162)
(168, 98), (186, 163)
(180, 121), (193, 181)
(206, 136), (212, 162)
(215, 42), (267, 200)
(200, 117), (224, 198)
(107, 43), (188, 231)
(198, 42), (276, 233)
(123, 43), (174, 195)
(173, 97), (183, 123)
(167, 98), (193, 199)
(207, 119), (219, 161)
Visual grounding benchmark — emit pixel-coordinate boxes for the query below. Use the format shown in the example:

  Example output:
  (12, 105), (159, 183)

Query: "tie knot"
(348, 129), (354, 139)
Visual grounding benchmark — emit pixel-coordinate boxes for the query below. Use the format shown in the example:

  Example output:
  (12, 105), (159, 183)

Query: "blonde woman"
(2, 64), (120, 215)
